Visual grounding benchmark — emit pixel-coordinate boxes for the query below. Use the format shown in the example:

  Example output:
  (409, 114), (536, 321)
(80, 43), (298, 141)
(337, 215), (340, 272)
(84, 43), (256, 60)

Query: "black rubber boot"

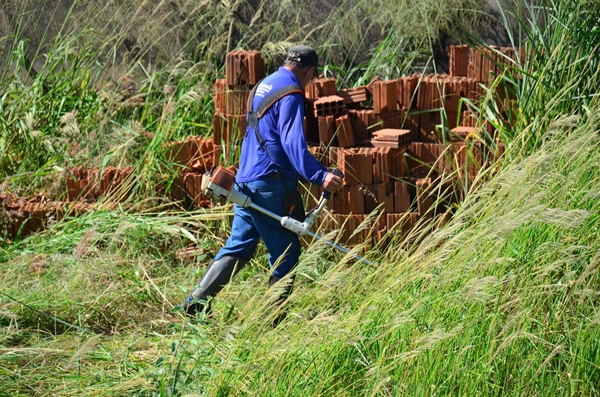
(182, 256), (247, 317)
(268, 274), (295, 327)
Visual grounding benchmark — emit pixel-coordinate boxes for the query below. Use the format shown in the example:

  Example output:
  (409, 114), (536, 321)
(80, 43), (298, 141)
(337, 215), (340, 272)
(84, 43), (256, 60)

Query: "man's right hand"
(322, 170), (343, 193)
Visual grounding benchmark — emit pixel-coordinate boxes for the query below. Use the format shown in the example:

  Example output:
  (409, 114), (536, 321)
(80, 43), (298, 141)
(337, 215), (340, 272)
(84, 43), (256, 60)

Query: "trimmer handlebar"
(322, 168), (344, 200)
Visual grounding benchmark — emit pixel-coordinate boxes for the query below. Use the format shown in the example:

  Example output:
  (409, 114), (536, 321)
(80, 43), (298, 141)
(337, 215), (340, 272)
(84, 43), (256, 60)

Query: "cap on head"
(286, 44), (319, 69)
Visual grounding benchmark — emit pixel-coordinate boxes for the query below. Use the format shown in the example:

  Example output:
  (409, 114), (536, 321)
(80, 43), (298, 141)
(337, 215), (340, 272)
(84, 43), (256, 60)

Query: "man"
(182, 45), (343, 317)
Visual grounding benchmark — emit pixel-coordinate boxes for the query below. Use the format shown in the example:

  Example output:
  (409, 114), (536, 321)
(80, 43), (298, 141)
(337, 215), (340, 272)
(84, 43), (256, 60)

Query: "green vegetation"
(1, 0), (599, 395)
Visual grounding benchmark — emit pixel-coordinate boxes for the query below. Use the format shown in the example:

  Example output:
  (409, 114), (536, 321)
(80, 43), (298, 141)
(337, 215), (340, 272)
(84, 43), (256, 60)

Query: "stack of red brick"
(213, 50), (266, 162)
(297, 44), (516, 245)
(65, 166), (134, 202)
(164, 136), (218, 207)
(0, 194), (92, 240)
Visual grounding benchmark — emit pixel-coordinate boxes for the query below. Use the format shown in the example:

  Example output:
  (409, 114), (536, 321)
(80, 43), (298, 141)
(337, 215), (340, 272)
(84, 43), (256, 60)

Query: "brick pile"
(213, 51), (267, 162)
(298, 45), (517, 246)
(66, 166), (134, 202)
(164, 136), (219, 207)
(0, 194), (91, 240)
(165, 51), (267, 207)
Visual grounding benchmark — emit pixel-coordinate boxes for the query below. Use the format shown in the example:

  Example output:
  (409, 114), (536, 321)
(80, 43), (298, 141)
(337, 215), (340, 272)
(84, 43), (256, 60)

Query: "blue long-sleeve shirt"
(236, 67), (327, 185)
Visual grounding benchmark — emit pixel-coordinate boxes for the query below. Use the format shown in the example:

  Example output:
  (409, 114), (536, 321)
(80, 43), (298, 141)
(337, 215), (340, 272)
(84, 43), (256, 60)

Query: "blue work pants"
(215, 177), (301, 278)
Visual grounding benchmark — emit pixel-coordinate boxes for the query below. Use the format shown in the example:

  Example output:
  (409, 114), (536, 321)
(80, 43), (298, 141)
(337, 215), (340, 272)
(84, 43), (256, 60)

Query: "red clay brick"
(66, 167), (89, 202)
(371, 147), (391, 184)
(184, 173), (211, 208)
(226, 50), (246, 86)
(12, 210), (28, 238)
(418, 111), (441, 142)
(416, 178), (434, 217)
(416, 75), (432, 110)
(164, 140), (192, 168)
(187, 137), (215, 172)
(348, 184), (365, 214)
(225, 50), (265, 86)
(366, 76), (382, 97)
(224, 87), (251, 115)
(332, 185), (350, 214)
(213, 114), (222, 146)
(394, 182), (410, 212)
(407, 142), (443, 177)
(338, 149), (373, 185)
(373, 80), (398, 114)
(318, 115), (336, 146)
(0, 196), (69, 239)
(305, 78), (337, 99)
(65, 172), (79, 201)
(337, 86), (368, 105)
(371, 128), (412, 149)
(308, 145), (329, 168)
(335, 114), (355, 148)
(468, 46), (516, 83)
(213, 113), (247, 146)
(356, 148), (375, 186)
(373, 216), (389, 245)
(348, 108), (380, 142)
(390, 148), (406, 179)
(378, 111), (403, 129)
(225, 51), (236, 87)
(97, 167), (116, 198)
(386, 212), (419, 237)
(212, 145), (222, 166)
(445, 111), (460, 130)
(399, 111), (419, 141)
(246, 51), (266, 85)
(66, 166), (132, 202)
(214, 79), (226, 114)
(364, 183), (394, 214)
(327, 214), (369, 246)
(312, 95), (346, 117)
(445, 141), (484, 177)
(451, 126), (476, 141)
(448, 45), (470, 77)
(398, 75), (419, 110)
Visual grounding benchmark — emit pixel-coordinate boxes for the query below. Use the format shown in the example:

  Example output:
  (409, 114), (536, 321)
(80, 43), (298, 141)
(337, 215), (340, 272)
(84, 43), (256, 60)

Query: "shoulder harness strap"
(247, 81), (303, 129)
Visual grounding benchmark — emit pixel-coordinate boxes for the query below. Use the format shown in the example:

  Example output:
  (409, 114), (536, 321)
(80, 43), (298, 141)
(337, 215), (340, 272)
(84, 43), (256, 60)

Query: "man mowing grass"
(182, 45), (343, 323)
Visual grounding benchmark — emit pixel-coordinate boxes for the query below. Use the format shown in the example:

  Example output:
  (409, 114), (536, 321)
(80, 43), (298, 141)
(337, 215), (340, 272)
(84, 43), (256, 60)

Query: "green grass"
(1, 0), (600, 395)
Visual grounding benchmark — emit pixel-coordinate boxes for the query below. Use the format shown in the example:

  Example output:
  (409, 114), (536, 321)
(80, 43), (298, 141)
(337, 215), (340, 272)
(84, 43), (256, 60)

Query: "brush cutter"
(201, 166), (372, 265)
